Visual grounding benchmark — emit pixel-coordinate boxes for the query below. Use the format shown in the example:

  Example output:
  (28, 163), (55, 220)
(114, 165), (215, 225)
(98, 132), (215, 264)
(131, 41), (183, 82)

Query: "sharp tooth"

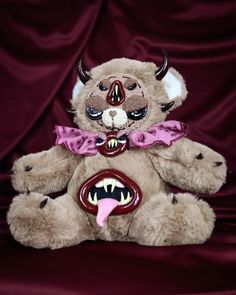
(127, 192), (131, 203)
(108, 141), (111, 148)
(111, 179), (116, 192)
(120, 192), (125, 205)
(88, 192), (95, 205)
(111, 139), (115, 148)
(94, 192), (98, 205)
(103, 179), (108, 193)
(114, 139), (118, 147)
(115, 85), (118, 96)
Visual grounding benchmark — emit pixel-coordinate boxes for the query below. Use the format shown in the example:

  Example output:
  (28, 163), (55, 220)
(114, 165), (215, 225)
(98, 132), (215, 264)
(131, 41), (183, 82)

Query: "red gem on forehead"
(106, 80), (125, 106)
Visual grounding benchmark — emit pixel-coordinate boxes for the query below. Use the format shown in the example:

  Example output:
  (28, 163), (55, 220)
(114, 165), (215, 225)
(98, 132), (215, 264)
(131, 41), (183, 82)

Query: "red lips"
(96, 131), (128, 157)
(77, 169), (142, 217)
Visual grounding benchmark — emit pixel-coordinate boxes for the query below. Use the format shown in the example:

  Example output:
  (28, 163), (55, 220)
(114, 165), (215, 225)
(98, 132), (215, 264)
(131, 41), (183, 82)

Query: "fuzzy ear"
(72, 79), (84, 100)
(162, 68), (188, 106)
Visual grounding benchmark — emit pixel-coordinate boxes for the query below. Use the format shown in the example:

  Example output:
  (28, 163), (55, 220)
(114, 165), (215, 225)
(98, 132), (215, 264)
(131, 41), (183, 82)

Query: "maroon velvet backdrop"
(0, 1), (235, 294)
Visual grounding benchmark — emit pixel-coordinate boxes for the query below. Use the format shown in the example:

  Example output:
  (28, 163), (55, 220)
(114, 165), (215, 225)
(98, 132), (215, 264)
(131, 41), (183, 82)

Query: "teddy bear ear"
(72, 79), (84, 100)
(162, 67), (188, 105)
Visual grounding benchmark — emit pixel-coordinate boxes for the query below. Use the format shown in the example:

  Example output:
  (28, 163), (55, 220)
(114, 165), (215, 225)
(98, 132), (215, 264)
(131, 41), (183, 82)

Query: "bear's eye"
(127, 106), (148, 121)
(126, 83), (137, 91)
(86, 107), (103, 120)
(99, 83), (108, 91)
(96, 137), (105, 146)
(127, 107), (147, 121)
(118, 134), (128, 144)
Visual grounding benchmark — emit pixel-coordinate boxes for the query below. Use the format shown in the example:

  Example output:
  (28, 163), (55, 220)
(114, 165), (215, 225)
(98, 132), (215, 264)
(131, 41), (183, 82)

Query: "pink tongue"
(96, 198), (119, 227)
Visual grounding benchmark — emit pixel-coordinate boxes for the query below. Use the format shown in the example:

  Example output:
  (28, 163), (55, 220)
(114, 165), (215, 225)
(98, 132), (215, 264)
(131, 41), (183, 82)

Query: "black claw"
(26, 189), (30, 195)
(196, 153), (204, 160)
(25, 165), (33, 172)
(172, 195), (178, 204)
(214, 161), (223, 167)
(39, 198), (48, 209)
(9, 169), (14, 175)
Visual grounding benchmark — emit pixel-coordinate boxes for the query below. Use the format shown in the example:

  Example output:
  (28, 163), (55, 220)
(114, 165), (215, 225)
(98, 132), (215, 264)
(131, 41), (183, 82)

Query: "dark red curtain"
(0, 1), (235, 294)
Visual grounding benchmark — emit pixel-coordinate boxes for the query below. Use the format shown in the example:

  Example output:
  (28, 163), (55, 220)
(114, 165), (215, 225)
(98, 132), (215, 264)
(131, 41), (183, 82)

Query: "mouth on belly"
(78, 169), (142, 227)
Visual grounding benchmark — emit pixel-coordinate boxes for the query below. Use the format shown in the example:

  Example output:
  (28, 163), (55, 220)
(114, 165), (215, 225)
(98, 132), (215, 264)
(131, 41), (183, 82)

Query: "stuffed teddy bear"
(7, 50), (227, 249)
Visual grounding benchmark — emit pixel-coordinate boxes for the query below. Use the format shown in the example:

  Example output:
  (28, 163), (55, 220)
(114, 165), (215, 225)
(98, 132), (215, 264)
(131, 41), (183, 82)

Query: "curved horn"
(78, 57), (91, 84)
(155, 49), (169, 80)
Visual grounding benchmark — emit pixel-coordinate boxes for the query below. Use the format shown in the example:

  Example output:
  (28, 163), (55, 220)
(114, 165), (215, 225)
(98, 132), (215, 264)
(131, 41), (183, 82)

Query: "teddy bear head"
(72, 50), (187, 133)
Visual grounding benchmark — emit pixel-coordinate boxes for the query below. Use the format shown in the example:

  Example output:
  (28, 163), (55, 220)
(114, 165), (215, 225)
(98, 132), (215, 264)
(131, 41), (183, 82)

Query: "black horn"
(155, 49), (169, 80)
(161, 101), (175, 112)
(78, 57), (91, 84)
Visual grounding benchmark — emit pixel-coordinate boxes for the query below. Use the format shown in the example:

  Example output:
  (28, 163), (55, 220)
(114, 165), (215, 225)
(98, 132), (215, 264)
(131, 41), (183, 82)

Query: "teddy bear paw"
(129, 192), (215, 246)
(7, 192), (68, 249)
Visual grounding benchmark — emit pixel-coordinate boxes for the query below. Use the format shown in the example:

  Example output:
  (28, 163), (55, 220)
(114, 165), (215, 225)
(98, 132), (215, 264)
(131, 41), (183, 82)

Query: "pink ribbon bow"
(55, 125), (98, 156)
(128, 120), (187, 148)
(55, 120), (187, 155)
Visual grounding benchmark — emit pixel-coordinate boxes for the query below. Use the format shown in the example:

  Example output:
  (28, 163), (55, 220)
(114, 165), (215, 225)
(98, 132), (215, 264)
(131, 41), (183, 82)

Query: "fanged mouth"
(87, 178), (132, 206)
(78, 169), (142, 227)
(96, 131), (128, 157)
(106, 139), (118, 149)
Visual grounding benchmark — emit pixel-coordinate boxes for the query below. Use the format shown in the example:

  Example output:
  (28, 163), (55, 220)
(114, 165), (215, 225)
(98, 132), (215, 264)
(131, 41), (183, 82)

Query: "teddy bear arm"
(11, 146), (80, 194)
(148, 138), (227, 194)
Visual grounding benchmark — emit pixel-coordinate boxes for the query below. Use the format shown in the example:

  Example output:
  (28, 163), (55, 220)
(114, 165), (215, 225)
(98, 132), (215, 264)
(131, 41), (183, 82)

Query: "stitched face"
(81, 73), (150, 132)
(73, 58), (187, 133)
(74, 72), (163, 133)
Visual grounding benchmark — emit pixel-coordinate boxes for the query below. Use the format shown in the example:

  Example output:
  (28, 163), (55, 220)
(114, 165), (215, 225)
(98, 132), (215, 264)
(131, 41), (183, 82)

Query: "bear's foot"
(129, 192), (215, 246)
(7, 192), (93, 249)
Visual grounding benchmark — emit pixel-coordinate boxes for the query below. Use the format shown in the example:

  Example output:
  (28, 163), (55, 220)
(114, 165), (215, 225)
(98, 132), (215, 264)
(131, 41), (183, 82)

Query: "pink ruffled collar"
(55, 120), (187, 156)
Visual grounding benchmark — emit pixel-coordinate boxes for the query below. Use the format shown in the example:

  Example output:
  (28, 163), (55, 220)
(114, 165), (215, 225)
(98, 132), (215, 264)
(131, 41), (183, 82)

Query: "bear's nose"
(109, 110), (117, 117)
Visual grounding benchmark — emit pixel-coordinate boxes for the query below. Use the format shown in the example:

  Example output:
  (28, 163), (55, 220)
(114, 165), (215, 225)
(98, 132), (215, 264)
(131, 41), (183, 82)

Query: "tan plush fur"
(7, 57), (226, 249)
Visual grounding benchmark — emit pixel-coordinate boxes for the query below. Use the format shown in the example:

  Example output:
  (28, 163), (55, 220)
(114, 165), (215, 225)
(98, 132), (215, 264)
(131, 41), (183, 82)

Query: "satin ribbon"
(55, 120), (187, 155)
(55, 125), (98, 156)
(128, 120), (187, 148)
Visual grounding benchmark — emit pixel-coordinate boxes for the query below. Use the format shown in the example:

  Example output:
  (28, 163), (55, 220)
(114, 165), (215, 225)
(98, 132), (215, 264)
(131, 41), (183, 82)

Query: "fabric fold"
(128, 120), (188, 148)
(55, 125), (98, 156)
(55, 120), (187, 156)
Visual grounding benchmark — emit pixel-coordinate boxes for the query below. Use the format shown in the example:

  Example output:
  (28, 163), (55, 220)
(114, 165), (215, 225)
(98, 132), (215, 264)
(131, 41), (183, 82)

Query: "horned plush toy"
(8, 51), (227, 249)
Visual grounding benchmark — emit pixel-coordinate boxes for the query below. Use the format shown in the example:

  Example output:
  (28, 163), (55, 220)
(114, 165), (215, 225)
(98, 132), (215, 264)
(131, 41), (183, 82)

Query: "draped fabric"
(0, 0), (235, 294)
